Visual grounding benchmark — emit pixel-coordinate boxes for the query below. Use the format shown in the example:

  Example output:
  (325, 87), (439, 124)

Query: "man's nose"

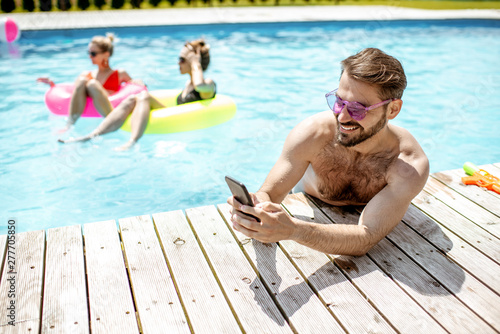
(337, 104), (352, 122)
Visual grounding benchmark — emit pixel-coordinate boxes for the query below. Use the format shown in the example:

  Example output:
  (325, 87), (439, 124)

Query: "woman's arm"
(37, 70), (90, 87)
(188, 49), (216, 99)
(36, 77), (55, 87)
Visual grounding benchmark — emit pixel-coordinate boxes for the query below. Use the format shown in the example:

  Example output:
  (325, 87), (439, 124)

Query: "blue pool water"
(1, 19), (499, 233)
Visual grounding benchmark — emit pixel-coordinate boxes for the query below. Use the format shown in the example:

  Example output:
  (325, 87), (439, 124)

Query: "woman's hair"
(340, 48), (407, 100)
(91, 33), (115, 56)
(186, 39), (210, 71)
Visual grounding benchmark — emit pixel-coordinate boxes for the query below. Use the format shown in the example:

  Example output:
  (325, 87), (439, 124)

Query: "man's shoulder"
(284, 111), (335, 158)
(390, 124), (427, 162)
(388, 124), (430, 189)
(295, 110), (335, 139)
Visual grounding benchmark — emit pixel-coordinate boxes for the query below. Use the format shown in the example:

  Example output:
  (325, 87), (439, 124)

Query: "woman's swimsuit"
(86, 70), (120, 92)
(176, 84), (217, 105)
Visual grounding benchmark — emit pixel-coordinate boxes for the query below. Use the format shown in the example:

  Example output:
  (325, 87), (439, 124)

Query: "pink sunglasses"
(326, 88), (395, 121)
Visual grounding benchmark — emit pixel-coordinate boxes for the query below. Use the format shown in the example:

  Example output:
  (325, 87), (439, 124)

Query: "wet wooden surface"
(1, 164), (499, 333)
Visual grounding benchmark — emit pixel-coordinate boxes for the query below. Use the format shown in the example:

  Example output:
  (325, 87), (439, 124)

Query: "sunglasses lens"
(347, 103), (366, 121)
(326, 94), (344, 114)
(326, 94), (336, 112)
(326, 90), (368, 120)
(334, 96), (345, 113)
(179, 57), (185, 63)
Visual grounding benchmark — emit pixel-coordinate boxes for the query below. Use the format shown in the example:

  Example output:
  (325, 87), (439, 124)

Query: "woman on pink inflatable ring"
(37, 33), (144, 134)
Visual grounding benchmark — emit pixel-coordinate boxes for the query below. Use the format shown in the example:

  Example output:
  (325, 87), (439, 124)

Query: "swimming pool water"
(1, 19), (499, 233)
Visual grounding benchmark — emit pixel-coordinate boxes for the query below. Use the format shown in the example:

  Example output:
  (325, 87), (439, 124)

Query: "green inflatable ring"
(121, 89), (236, 134)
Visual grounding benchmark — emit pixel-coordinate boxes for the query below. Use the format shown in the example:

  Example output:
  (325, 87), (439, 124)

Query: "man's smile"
(339, 123), (360, 133)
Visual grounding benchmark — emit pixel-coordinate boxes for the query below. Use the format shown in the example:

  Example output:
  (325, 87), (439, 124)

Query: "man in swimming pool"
(227, 48), (429, 256)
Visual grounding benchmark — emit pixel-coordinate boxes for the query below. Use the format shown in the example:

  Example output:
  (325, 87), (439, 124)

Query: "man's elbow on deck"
(344, 243), (373, 257)
(349, 244), (376, 257)
(326, 240), (376, 257)
(344, 229), (384, 257)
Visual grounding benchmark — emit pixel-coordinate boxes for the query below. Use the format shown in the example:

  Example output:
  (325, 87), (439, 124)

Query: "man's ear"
(387, 99), (403, 120)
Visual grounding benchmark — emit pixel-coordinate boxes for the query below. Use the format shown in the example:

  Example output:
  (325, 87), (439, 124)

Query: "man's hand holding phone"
(225, 176), (261, 222)
(227, 193), (261, 221)
(225, 176), (296, 243)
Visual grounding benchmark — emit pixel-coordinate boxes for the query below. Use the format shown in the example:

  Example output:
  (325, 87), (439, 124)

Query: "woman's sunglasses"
(178, 57), (186, 63)
(325, 88), (395, 121)
(88, 51), (102, 57)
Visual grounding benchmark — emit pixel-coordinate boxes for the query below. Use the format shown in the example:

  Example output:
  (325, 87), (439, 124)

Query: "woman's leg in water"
(115, 91), (158, 150)
(65, 76), (89, 129)
(86, 79), (113, 117)
(59, 95), (137, 144)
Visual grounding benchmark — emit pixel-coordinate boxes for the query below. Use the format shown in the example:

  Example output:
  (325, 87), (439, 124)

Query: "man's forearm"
(255, 190), (272, 203)
(256, 187), (291, 205)
(290, 219), (375, 256)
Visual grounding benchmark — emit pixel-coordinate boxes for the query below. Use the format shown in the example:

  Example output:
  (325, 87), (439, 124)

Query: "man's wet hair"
(341, 48), (407, 100)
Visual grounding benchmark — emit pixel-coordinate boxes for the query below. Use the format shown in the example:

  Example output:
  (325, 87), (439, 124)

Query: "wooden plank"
(383, 211), (500, 331)
(412, 191), (500, 264)
(119, 215), (189, 334)
(186, 206), (294, 334)
(83, 220), (139, 334)
(334, 254), (451, 334)
(423, 176), (500, 238)
(403, 204), (500, 295)
(152, 210), (242, 333)
(0, 234), (6, 282)
(281, 194), (397, 334)
(306, 195), (449, 334)
(432, 168), (500, 217)
(218, 204), (349, 333)
(41, 225), (89, 334)
(0, 230), (45, 333)
(371, 238), (496, 333)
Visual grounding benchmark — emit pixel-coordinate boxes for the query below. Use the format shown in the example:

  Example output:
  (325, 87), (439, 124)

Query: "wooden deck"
(1, 164), (499, 333)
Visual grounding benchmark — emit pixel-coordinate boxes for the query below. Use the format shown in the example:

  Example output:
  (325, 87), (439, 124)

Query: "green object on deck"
(463, 162), (480, 176)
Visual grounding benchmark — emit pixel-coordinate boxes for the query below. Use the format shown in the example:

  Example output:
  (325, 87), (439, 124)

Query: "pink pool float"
(0, 17), (20, 43)
(44, 82), (146, 117)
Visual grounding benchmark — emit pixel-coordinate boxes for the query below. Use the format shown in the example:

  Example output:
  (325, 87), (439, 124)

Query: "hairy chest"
(312, 146), (396, 204)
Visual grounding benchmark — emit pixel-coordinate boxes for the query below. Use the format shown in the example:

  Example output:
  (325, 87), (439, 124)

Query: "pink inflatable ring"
(44, 82), (147, 117)
(0, 17), (20, 43)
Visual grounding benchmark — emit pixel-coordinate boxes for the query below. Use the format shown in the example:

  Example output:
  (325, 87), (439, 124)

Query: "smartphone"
(225, 176), (260, 222)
